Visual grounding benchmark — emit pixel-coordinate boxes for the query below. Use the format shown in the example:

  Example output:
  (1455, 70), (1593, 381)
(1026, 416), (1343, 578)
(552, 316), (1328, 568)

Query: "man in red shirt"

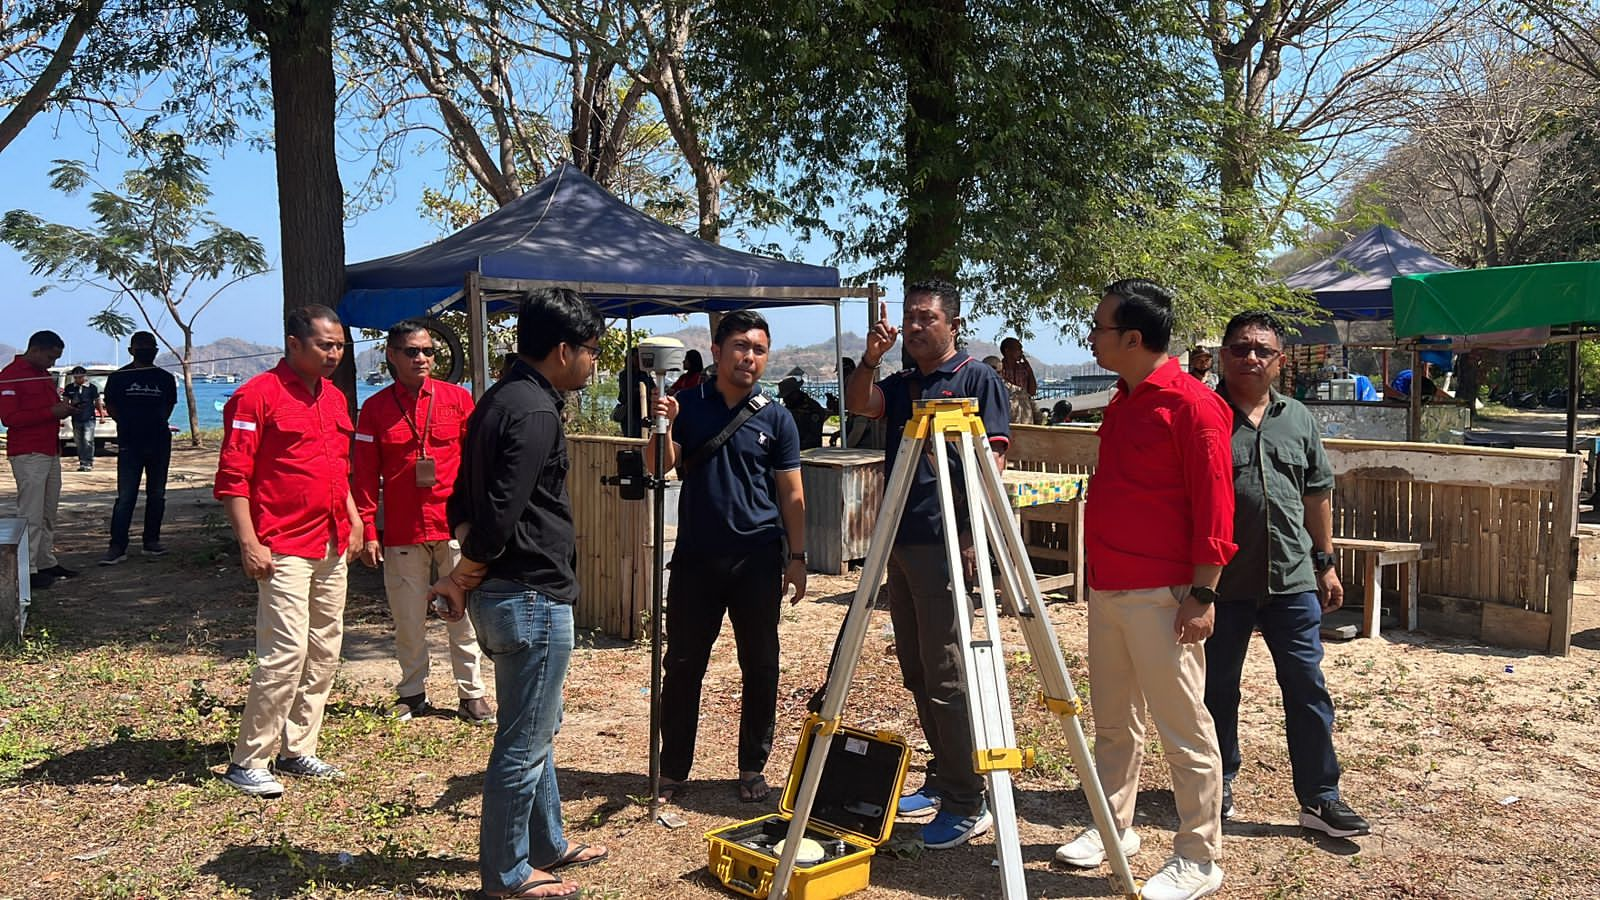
(354, 320), (491, 725)
(1054, 280), (1235, 900)
(214, 304), (364, 798)
(0, 331), (79, 590)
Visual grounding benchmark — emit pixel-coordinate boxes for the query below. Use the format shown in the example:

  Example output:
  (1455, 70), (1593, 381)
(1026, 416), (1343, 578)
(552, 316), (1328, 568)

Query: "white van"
(50, 366), (118, 457)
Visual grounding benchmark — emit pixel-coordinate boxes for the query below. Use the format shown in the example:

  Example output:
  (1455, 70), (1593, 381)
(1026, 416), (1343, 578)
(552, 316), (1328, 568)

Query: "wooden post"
(465, 271), (489, 399)
(1408, 348), (1422, 442)
(1363, 551), (1382, 639)
(1548, 453), (1580, 655)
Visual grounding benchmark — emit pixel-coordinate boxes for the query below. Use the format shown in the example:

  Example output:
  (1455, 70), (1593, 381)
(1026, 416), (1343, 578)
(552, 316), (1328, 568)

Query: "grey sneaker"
(1055, 825), (1141, 868)
(390, 694), (430, 721)
(142, 543), (169, 558)
(274, 755), (343, 779)
(220, 763), (284, 797)
(98, 547), (128, 566)
(1141, 855), (1223, 900)
(458, 696), (496, 725)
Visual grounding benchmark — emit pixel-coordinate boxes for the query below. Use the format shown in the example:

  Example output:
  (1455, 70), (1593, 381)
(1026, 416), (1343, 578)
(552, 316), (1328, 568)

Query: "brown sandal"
(483, 876), (580, 899)
(738, 772), (771, 803)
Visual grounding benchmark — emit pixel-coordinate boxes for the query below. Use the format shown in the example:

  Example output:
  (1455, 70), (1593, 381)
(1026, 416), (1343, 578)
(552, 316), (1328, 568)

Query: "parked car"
(50, 365), (118, 457)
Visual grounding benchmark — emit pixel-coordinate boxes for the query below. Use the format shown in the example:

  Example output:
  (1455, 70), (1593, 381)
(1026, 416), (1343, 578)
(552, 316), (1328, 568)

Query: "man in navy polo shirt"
(646, 309), (808, 805)
(844, 279), (1011, 849)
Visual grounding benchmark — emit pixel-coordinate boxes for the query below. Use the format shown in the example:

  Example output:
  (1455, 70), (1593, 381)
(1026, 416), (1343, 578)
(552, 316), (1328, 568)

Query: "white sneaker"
(1140, 855), (1223, 900)
(1054, 826), (1141, 867)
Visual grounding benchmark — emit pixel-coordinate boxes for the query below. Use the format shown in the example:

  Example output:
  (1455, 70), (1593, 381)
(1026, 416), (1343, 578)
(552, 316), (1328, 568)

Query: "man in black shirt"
(429, 288), (608, 900)
(100, 332), (177, 564)
(63, 366), (103, 471)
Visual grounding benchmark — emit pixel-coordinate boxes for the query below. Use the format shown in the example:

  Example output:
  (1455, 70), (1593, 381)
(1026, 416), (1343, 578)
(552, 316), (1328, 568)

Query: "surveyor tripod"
(770, 399), (1137, 900)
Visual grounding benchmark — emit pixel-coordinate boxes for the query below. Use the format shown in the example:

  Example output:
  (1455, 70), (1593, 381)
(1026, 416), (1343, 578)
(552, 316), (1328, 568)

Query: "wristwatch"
(1190, 585), (1219, 605)
(1313, 550), (1337, 574)
(790, 552), (808, 563)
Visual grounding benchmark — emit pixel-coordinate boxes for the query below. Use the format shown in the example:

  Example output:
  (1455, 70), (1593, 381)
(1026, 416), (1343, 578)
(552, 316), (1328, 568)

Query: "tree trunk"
(180, 329), (201, 448)
(245, 0), (353, 417)
(891, 0), (967, 281)
(0, 0), (105, 156)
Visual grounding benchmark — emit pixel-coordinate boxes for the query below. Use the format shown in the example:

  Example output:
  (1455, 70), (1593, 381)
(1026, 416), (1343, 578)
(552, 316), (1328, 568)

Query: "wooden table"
(1005, 470), (1091, 600)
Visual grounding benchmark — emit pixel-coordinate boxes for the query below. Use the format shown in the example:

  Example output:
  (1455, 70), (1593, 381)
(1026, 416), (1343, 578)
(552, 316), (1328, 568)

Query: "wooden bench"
(0, 518), (29, 645)
(1331, 537), (1424, 639)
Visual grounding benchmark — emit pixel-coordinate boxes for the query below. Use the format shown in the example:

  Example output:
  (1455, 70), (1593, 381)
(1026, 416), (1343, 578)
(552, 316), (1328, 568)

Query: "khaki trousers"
(231, 545), (347, 768)
(382, 540), (485, 700)
(9, 453), (60, 572)
(1087, 585), (1223, 862)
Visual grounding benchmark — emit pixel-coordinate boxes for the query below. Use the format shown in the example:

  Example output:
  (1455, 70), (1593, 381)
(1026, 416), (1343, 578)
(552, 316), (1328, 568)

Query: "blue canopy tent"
(1285, 224), (1459, 321)
(340, 164), (874, 390)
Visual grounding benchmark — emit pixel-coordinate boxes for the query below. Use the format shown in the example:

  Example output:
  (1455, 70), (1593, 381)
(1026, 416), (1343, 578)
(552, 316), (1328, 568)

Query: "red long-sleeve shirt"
(353, 378), (473, 545)
(0, 356), (63, 456)
(214, 360), (354, 559)
(1085, 356), (1236, 590)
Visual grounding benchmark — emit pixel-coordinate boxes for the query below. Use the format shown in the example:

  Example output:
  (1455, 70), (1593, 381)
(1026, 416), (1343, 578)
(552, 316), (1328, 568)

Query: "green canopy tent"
(1394, 260), (1600, 452)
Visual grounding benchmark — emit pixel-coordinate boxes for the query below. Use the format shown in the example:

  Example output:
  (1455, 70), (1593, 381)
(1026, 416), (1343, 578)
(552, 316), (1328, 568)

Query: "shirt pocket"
(383, 421), (417, 448)
(541, 440), (571, 494)
(1270, 443), (1308, 494)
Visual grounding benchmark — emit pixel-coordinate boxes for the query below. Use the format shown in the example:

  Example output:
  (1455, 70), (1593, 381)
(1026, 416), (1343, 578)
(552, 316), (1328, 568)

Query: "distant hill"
(0, 343), (15, 361)
(155, 337), (281, 377)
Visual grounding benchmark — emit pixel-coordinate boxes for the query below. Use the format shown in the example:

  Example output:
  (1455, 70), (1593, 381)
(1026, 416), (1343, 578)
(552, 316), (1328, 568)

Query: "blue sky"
(0, 120), (1095, 367)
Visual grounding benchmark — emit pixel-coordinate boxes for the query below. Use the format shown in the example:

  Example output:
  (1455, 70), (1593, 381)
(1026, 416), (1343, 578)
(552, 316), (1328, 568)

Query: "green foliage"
(694, 0), (1262, 331)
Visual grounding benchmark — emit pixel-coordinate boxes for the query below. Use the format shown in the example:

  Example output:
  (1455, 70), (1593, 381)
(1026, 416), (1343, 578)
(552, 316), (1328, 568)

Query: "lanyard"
(392, 383), (435, 459)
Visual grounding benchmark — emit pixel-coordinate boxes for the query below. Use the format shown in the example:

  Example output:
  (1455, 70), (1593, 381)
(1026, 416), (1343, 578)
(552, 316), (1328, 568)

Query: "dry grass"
(2, 448), (1599, 898)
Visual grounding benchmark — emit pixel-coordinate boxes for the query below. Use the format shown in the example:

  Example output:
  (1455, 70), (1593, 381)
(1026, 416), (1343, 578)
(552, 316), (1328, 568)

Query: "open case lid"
(779, 715), (912, 847)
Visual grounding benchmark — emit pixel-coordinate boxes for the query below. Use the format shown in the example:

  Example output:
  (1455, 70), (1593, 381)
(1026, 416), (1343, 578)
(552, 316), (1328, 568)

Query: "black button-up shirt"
(1216, 383), (1334, 600)
(447, 360), (577, 602)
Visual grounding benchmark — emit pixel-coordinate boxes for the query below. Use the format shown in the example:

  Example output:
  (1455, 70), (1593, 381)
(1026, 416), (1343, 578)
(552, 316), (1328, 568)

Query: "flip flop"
(547, 842), (608, 871)
(482, 877), (580, 899)
(656, 779), (687, 805)
(738, 773), (771, 803)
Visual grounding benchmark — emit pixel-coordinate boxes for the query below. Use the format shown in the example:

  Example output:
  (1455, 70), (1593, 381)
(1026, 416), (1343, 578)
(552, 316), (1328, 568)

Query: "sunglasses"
(1224, 344), (1281, 361)
(398, 346), (438, 358)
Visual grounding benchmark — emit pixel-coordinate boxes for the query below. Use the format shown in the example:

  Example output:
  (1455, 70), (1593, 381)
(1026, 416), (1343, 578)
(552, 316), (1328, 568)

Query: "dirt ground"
(1, 445), (1599, 899)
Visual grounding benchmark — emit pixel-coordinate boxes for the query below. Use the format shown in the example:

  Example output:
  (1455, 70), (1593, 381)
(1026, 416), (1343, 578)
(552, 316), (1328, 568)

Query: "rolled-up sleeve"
(214, 389), (262, 500)
(1179, 396), (1237, 566)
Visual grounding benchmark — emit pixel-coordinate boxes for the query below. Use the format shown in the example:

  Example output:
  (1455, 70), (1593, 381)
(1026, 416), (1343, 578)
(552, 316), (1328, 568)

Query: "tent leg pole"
(1568, 325), (1580, 455)
(834, 299), (845, 425)
(466, 271), (488, 399)
(1409, 349), (1422, 442)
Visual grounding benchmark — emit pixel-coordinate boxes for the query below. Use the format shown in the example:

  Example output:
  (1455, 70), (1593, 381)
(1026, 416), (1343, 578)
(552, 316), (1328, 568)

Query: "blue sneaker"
(897, 786), (940, 821)
(923, 806), (993, 849)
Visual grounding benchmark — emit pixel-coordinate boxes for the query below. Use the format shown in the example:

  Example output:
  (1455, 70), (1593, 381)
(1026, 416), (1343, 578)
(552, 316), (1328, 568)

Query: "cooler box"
(705, 716), (911, 900)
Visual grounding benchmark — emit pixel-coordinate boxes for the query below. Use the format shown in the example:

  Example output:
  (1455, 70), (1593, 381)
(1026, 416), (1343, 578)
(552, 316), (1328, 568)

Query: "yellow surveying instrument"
(768, 398), (1137, 899)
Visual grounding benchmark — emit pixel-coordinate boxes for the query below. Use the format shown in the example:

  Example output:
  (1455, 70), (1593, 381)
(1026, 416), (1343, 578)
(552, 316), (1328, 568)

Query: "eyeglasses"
(569, 342), (602, 359)
(1224, 344), (1281, 361)
(1087, 324), (1131, 338)
(397, 346), (437, 358)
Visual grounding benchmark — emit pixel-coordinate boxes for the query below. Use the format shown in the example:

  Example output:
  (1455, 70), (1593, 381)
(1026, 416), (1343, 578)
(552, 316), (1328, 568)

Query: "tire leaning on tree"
(417, 316), (466, 384)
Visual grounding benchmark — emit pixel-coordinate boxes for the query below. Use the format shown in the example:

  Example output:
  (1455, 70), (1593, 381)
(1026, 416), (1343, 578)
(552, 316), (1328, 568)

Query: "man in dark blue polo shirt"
(646, 310), (807, 805)
(844, 279), (1010, 849)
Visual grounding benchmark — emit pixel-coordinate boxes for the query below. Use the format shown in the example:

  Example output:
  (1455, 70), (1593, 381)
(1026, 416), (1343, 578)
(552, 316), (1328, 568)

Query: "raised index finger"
(879, 300), (889, 323)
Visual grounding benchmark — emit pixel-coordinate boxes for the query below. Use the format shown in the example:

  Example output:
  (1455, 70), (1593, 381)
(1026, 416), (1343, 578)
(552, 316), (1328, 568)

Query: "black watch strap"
(789, 552), (807, 562)
(1190, 585), (1218, 605)
(1313, 550), (1337, 573)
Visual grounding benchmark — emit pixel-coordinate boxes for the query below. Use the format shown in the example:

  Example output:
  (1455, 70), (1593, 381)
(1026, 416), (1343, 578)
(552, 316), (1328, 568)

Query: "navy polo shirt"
(873, 351), (1011, 545)
(672, 382), (801, 557)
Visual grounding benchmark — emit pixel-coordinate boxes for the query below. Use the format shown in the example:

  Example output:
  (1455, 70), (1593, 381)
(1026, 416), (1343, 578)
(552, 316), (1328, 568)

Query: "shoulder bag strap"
(677, 393), (770, 476)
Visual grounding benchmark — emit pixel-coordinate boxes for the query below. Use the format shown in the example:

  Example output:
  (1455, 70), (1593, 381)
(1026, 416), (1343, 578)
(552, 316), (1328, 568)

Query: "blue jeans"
(1203, 591), (1342, 806)
(73, 420), (95, 467)
(110, 435), (171, 550)
(469, 586), (575, 892)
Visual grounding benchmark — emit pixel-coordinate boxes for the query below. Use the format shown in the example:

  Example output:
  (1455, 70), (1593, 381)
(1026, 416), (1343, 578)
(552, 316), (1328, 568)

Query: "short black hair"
(714, 310), (771, 345)
(905, 278), (961, 321)
(26, 330), (64, 351)
(1001, 337), (1022, 353)
(285, 304), (341, 341)
(386, 318), (432, 348)
(129, 331), (157, 348)
(69, 365), (87, 375)
(1221, 311), (1285, 347)
(1103, 278), (1174, 353)
(516, 287), (604, 359)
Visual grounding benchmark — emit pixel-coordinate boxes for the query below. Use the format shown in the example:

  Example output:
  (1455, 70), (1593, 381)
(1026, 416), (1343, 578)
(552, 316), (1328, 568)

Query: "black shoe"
(40, 564), (78, 579)
(1300, 798), (1370, 837)
(142, 543), (169, 558)
(29, 572), (56, 590)
(1221, 780), (1235, 821)
(390, 694), (430, 721)
(99, 547), (128, 566)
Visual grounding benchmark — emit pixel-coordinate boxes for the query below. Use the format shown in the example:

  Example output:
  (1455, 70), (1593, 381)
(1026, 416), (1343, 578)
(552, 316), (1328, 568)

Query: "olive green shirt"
(1216, 383), (1334, 600)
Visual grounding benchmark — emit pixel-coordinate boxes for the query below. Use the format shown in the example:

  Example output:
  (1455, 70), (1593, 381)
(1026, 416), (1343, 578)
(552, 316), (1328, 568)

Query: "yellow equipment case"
(705, 715), (911, 900)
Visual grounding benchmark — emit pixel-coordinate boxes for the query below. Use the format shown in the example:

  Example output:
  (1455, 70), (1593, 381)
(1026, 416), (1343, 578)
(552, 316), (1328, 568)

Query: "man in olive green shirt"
(1206, 311), (1371, 840)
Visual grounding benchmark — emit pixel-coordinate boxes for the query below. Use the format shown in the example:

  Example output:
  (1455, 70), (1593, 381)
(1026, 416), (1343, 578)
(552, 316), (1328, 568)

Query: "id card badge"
(415, 457), (437, 488)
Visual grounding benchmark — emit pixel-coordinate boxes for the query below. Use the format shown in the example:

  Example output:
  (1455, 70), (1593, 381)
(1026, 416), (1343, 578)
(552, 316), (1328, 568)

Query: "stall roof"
(1285, 224), (1458, 320)
(1393, 261), (1600, 338)
(339, 164), (849, 329)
